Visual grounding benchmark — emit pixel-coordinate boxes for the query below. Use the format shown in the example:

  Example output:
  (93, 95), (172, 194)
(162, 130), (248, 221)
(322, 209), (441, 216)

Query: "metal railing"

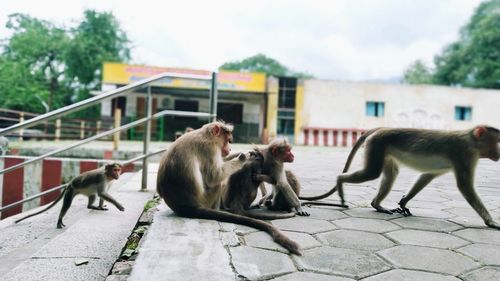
(0, 71), (218, 212)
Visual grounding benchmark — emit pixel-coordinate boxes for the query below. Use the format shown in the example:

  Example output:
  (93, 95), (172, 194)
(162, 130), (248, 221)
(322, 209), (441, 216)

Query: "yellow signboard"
(102, 62), (266, 93)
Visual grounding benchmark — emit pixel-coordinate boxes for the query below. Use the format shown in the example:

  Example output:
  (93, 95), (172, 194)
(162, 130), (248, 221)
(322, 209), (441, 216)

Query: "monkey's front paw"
(295, 207), (310, 216)
(118, 206), (125, 212)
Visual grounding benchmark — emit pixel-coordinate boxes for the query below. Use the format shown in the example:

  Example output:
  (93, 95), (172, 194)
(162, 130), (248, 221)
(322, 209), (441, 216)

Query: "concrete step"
(0, 168), (157, 281)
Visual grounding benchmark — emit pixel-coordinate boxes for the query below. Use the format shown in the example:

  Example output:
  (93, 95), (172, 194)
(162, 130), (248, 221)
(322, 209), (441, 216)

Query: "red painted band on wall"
(2, 158), (24, 219)
(41, 159), (62, 205)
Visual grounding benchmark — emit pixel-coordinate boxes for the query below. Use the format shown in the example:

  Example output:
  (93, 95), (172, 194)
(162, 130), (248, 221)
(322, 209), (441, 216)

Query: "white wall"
(302, 80), (500, 131)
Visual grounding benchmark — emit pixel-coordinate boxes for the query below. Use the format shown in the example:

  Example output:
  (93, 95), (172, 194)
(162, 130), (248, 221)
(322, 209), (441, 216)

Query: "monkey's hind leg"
(57, 188), (75, 228)
(391, 173), (438, 216)
(371, 159), (399, 214)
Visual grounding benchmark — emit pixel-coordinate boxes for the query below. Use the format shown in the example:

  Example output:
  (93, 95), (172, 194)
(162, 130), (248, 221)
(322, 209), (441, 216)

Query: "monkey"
(300, 125), (500, 230)
(257, 139), (309, 216)
(156, 121), (302, 255)
(222, 150), (295, 220)
(15, 163), (125, 228)
(262, 170), (302, 212)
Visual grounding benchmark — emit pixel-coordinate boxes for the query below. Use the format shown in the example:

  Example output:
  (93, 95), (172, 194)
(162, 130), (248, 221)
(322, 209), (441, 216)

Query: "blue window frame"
(455, 106), (472, 121)
(366, 102), (385, 117)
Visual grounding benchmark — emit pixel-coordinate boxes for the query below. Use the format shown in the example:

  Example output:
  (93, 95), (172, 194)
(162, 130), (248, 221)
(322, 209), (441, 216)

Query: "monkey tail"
(299, 127), (381, 201)
(240, 210), (296, 220)
(178, 207), (302, 255)
(15, 185), (68, 224)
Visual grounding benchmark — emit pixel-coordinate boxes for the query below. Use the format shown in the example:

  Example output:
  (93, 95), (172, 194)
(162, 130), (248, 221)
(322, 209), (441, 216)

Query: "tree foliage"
(0, 10), (131, 114)
(405, 0), (500, 89)
(402, 60), (433, 85)
(219, 53), (313, 79)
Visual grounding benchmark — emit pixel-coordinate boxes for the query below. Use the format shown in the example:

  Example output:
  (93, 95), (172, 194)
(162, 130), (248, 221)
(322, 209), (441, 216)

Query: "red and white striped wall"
(300, 128), (367, 147)
(0, 156), (136, 220)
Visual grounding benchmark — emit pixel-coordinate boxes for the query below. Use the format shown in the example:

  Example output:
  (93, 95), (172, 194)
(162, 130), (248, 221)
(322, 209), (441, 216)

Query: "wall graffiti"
(393, 108), (448, 129)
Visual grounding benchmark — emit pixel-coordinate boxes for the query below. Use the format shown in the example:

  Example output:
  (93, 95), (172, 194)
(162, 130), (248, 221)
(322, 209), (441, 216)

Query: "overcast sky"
(0, 0), (482, 81)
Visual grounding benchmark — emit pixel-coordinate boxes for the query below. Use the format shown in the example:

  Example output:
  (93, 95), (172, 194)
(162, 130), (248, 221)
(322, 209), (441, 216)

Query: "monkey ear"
(474, 126), (487, 139)
(211, 125), (221, 136)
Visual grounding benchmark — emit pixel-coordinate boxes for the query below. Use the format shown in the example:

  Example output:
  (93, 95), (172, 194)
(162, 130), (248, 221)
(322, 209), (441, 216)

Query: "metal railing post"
(113, 109), (122, 150)
(55, 119), (61, 141)
(19, 112), (24, 141)
(141, 86), (152, 191)
(209, 72), (218, 122)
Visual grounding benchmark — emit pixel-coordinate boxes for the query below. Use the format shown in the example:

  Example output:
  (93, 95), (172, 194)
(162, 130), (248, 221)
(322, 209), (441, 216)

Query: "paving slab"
(453, 228), (500, 244)
(332, 217), (401, 233)
(244, 230), (321, 252)
(316, 229), (395, 251)
(271, 217), (337, 234)
(295, 246), (390, 279)
(362, 269), (460, 281)
(378, 245), (480, 275)
(230, 246), (296, 280)
(457, 244), (500, 266)
(342, 208), (397, 220)
(272, 271), (354, 281)
(385, 229), (470, 249)
(391, 216), (462, 232)
(460, 267), (500, 281)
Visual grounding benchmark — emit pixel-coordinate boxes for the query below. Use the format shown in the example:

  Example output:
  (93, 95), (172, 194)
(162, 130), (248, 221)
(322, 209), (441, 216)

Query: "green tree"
(3, 13), (70, 110)
(0, 57), (49, 112)
(219, 53), (313, 78)
(402, 60), (433, 85)
(0, 10), (131, 115)
(433, 0), (500, 89)
(66, 10), (130, 91)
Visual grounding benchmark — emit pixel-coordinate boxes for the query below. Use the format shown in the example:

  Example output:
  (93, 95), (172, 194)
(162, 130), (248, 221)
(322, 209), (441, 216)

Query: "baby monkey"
(223, 150), (295, 219)
(15, 163), (125, 228)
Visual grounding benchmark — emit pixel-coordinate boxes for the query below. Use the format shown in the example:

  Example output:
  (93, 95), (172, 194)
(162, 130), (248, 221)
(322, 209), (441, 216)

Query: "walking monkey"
(15, 163), (124, 228)
(301, 126), (500, 230)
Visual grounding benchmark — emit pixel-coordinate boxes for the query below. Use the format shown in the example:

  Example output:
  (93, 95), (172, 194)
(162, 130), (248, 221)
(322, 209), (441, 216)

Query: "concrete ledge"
(0, 171), (155, 281)
(128, 204), (236, 281)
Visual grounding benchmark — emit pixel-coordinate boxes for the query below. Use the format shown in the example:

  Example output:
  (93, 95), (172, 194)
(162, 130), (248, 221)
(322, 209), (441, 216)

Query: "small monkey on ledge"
(15, 163), (124, 228)
(301, 125), (500, 230)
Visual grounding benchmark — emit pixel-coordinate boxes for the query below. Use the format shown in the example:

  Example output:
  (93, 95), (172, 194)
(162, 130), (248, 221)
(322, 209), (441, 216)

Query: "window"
(455, 106), (472, 121)
(174, 100), (198, 121)
(277, 119), (295, 135)
(278, 77), (297, 109)
(366, 102), (385, 117)
(217, 103), (243, 124)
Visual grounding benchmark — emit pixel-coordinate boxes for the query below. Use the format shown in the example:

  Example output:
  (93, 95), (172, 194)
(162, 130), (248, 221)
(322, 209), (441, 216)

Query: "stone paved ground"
(131, 145), (500, 281)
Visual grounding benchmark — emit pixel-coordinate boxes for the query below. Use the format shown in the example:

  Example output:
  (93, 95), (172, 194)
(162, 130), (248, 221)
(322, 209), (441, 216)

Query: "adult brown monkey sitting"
(156, 121), (302, 255)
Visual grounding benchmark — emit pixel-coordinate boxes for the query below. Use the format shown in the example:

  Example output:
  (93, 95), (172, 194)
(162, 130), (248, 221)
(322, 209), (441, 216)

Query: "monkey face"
(106, 164), (122, 180)
(283, 146), (295, 163)
(111, 167), (122, 179)
(475, 127), (500, 161)
(210, 123), (233, 157)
